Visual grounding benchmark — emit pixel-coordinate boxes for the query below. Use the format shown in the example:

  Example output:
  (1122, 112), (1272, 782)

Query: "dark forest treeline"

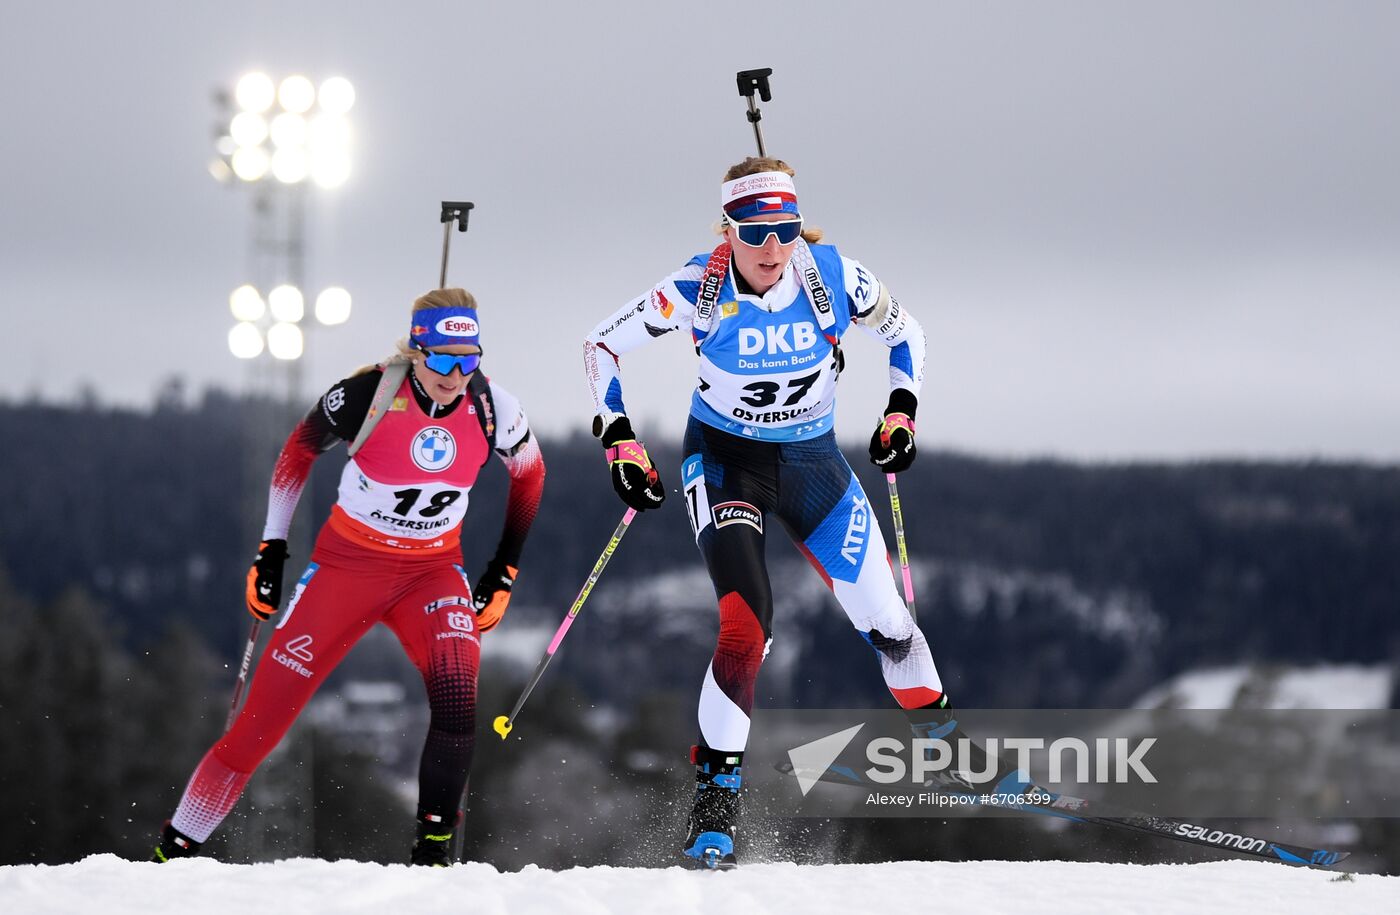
(3, 392), (1398, 695)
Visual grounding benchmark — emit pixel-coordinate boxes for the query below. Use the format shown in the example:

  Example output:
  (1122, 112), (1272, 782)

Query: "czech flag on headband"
(721, 171), (800, 222)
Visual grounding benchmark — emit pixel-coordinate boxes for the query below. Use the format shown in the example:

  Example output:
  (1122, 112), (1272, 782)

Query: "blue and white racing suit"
(584, 243), (945, 752)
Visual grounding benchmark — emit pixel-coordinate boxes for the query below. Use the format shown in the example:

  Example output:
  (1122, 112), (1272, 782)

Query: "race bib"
(336, 459), (472, 543)
(696, 308), (838, 430)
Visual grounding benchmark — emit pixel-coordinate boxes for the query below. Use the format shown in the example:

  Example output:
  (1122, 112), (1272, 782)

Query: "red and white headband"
(721, 171), (800, 221)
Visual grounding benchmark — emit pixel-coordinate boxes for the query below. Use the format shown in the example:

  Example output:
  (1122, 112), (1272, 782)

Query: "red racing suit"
(170, 366), (545, 842)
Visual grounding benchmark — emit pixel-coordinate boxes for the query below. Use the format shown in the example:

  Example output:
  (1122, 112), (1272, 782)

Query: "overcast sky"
(3, 1), (1397, 460)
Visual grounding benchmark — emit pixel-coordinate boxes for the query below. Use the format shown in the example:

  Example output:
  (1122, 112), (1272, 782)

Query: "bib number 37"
(738, 369), (820, 408)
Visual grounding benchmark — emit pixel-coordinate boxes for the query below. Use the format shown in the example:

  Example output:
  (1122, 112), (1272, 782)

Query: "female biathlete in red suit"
(152, 288), (545, 866)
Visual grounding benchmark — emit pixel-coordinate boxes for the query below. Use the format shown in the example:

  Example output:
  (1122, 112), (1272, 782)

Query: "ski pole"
(886, 474), (916, 619)
(438, 199), (475, 861)
(438, 201), (473, 288)
(224, 619), (262, 732)
(493, 507), (638, 739)
(735, 68), (774, 156)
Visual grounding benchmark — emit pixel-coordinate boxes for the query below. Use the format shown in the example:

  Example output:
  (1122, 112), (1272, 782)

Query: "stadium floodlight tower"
(211, 73), (361, 862)
(211, 71), (356, 401)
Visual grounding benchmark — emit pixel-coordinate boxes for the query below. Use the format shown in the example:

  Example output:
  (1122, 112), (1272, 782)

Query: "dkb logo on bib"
(412, 427), (456, 472)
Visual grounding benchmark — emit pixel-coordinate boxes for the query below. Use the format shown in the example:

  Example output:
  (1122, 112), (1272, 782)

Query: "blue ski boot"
(682, 746), (742, 870)
(907, 697), (1042, 801)
(907, 696), (979, 793)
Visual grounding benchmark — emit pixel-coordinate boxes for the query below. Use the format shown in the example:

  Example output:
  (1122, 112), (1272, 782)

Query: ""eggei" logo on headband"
(436, 316), (479, 337)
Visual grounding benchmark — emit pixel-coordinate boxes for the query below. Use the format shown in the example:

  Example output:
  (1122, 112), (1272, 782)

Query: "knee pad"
(708, 592), (771, 721)
(861, 594), (916, 646)
(866, 626), (915, 663)
(715, 591), (770, 668)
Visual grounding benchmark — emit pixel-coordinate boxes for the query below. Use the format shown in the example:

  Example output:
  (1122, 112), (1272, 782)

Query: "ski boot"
(409, 811), (457, 867)
(682, 746), (742, 870)
(907, 697), (1040, 800)
(151, 821), (202, 863)
(907, 696), (980, 793)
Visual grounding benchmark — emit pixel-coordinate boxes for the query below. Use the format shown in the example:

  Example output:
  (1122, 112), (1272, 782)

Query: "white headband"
(721, 171), (799, 219)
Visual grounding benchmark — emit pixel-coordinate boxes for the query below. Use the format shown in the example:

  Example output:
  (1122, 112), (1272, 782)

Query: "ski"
(1028, 784), (1350, 868)
(777, 757), (1351, 869)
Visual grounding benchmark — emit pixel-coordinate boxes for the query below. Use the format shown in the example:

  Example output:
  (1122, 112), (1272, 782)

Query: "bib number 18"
(392, 487), (461, 518)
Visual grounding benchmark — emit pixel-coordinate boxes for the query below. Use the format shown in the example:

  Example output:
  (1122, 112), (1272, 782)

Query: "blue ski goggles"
(412, 338), (481, 376)
(732, 217), (804, 248)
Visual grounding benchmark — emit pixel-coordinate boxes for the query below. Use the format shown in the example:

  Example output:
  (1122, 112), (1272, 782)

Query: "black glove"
(245, 539), (288, 621)
(869, 389), (918, 474)
(471, 557), (517, 632)
(598, 416), (666, 511)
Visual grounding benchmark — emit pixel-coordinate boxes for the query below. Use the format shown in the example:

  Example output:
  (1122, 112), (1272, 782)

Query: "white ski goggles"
(731, 218), (804, 248)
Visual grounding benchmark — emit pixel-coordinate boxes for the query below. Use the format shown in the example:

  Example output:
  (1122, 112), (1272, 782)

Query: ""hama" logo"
(712, 501), (762, 534)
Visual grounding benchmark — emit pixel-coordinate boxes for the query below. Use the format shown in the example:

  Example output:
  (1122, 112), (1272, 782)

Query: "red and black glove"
(869, 389), (918, 474)
(596, 416), (665, 511)
(245, 539), (288, 621)
(471, 557), (517, 633)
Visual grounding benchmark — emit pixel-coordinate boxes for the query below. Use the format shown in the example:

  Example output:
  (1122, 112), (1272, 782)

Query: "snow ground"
(0, 856), (1391, 915)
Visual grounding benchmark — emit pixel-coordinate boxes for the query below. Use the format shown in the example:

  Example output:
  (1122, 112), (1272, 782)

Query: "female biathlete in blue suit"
(582, 157), (949, 868)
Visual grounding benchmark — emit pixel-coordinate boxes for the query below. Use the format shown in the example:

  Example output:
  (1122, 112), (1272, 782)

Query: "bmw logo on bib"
(412, 427), (456, 472)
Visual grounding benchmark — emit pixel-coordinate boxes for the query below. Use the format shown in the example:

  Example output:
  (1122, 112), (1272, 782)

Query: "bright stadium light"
(278, 75), (316, 114)
(310, 153), (350, 189)
(229, 284), (266, 321)
(231, 145), (270, 181)
(314, 287), (352, 325)
(318, 77), (355, 115)
(228, 321), (265, 359)
(214, 71), (354, 386)
(271, 147), (309, 184)
(308, 115), (351, 187)
(269, 112), (307, 150)
(216, 71), (353, 190)
(307, 114), (349, 154)
(235, 72), (276, 113)
(267, 322), (305, 360)
(267, 284), (304, 322)
(229, 111), (269, 148)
